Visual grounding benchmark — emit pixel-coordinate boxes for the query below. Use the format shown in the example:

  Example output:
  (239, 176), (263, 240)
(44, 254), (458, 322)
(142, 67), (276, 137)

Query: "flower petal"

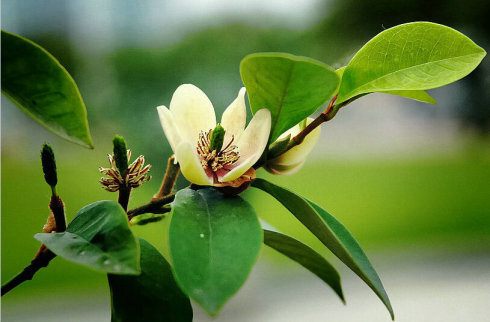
(221, 108), (271, 182)
(266, 160), (305, 175)
(175, 142), (213, 186)
(157, 105), (181, 156)
(170, 84), (216, 144)
(221, 87), (247, 143)
(274, 117), (321, 166)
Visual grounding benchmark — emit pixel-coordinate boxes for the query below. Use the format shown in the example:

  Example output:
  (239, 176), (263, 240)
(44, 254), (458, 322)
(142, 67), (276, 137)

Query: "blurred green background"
(2, 0), (490, 321)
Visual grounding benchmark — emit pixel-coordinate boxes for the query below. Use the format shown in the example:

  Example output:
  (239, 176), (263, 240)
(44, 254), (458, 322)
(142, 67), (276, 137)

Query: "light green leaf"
(241, 53), (339, 142)
(169, 188), (262, 316)
(252, 179), (394, 320)
(108, 238), (193, 322)
(337, 22), (486, 103)
(336, 66), (437, 104)
(35, 201), (139, 274)
(1, 30), (93, 148)
(263, 229), (344, 302)
(381, 90), (437, 104)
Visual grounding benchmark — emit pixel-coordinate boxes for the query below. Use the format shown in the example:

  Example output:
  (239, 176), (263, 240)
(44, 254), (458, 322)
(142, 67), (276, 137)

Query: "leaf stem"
(153, 155), (180, 200)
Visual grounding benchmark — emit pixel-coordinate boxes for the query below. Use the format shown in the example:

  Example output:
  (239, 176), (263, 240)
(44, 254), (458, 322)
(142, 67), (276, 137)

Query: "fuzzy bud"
(41, 143), (57, 187)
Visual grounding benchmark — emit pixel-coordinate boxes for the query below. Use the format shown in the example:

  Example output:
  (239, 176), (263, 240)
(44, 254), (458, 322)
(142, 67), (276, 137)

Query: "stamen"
(196, 129), (240, 174)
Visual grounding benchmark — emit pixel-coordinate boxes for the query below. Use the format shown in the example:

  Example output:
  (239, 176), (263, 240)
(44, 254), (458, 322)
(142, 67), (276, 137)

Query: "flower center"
(197, 126), (240, 173)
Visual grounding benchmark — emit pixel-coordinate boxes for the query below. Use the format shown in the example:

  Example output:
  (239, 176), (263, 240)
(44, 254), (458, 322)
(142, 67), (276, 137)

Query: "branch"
(1, 248), (55, 296)
(127, 193), (176, 221)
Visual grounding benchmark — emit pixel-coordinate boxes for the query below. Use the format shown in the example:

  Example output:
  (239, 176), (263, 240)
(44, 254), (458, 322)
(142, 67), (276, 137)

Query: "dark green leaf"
(252, 178), (394, 320)
(169, 188), (262, 315)
(1, 30), (93, 148)
(337, 22), (486, 103)
(263, 229), (344, 302)
(108, 238), (192, 322)
(241, 52), (339, 142)
(35, 200), (139, 274)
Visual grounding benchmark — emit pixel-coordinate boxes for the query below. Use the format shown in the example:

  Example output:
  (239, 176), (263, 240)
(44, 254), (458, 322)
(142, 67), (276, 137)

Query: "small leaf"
(108, 238), (193, 322)
(263, 229), (344, 302)
(252, 178), (394, 320)
(35, 200), (139, 274)
(169, 188), (262, 315)
(337, 22), (486, 103)
(1, 30), (93, 148)
(336, 66), (437, 104)
(241, 53), (339, 142)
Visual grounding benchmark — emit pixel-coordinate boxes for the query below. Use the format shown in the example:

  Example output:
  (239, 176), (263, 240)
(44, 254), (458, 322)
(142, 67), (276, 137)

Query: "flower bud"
(265, 118), (321, 175)
(41, 143), (57, 187)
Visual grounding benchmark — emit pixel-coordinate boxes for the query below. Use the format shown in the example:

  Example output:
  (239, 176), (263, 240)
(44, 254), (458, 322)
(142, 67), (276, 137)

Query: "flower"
(99, 150), (151, 192)
(157, 84), (271, 186)
(265, 118), (321, 175)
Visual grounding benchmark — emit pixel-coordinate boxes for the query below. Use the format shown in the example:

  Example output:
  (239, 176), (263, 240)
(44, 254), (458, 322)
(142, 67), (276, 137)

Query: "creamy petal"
(274, 117), (321, 165)
(221, 109), (271, 182)
(157, 105), (181, 157)
(170, 84), (216, 144)
(175, 142), (213, 185)
(266, 160), (305, 175)
(221, 87), (247, 143)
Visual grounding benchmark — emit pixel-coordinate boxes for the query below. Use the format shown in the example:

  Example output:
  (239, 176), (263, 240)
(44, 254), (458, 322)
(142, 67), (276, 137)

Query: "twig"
(127, 193), (176, 221)
(1, 249), (56, 296)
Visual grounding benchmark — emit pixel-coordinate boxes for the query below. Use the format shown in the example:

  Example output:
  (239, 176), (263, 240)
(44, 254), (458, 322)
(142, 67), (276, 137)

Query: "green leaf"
(252, 179), (394, 320)
(336, 66), (437, 104)
(381, 90), (437, 104)
(108, 238), (193, 322)
(1, 30), (93, 148)
(337, 22), (486, 103)
(169, 188), (262, 315)
(263, 229), (344, 302)
(35, 201), (139, 274)
(241, 53), (339, 142)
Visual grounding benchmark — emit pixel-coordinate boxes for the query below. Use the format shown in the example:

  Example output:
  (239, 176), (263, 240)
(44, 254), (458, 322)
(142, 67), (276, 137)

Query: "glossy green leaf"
(108, 238), (192, 322)
(337, 22), (486, 103)
(1, 30), (93, 148)
(241, 53), (339, 142)
(169, 188), (262, 315)
(263, 229), (344, 302)
(252, 179), (394, 320)
(381, 90), (437, 104)
(35, 201), (139, 274)
(336, 66), (437, 104)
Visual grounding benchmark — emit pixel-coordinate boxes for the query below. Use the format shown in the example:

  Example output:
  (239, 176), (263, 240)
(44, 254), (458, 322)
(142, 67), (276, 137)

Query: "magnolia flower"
(265, 118), (321, 175)
(157, 84), (271, 186)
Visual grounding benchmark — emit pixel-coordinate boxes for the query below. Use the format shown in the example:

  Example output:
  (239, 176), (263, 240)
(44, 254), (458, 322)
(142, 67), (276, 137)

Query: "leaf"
(337, 22), (486, 103)
(336, 66), (437, 104)
(169, 188), (262, 315)
(380, 90), (437, 104)
(108, 238), (193, 322)
(263, 229), (344, 302)
(1, 30), (93, 148)
(35, 201), (139, 274)
(252, 178), (394, 320)
(241, 52), (339, 142)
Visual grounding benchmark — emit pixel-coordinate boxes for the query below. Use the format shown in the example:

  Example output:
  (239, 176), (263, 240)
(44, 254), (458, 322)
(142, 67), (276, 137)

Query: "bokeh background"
(2, 0), (490, 321)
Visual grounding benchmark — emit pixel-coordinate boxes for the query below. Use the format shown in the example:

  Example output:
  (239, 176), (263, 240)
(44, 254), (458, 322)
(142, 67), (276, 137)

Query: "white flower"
(265, 118), (321, 175)
(157, 84), (271, 186)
